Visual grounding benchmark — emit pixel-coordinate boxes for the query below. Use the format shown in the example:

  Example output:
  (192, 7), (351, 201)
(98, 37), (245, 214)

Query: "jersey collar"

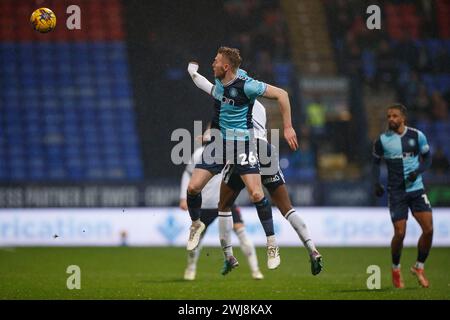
(389, 126), (408, 137)
(222, 74), (238, 87)
(399, 126), (408, 137)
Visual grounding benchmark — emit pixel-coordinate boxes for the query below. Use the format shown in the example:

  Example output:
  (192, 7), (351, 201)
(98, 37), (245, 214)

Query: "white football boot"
(267, 245), (280, 269)
(186, 221), (205, 251)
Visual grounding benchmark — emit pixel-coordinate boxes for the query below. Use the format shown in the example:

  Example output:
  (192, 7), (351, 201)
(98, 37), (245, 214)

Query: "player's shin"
(187, 192), (202, 222)
(416, 226), (433, 269)
(187, 247), (200, 271)
(391, 245), (403, 269)
(285, 209), (316, 254)
(218, 211), (234, 258)
(254, 197), (280, 269)
(235, 226), (259, 273)
(415, 245), (431, 270)
(254, 197), (276, 244)
(187, 235), (204, 270)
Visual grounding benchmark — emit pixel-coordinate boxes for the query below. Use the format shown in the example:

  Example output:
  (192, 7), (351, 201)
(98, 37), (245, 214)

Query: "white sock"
(218, 211), (233, 258)
(235, 227), (259, 272)
(286, 209), (317, 254)
(415, 261), (424, 269)
(186, 238), (203, 271)
(267, 235), (277, 247)
(392, 264), (401, 270)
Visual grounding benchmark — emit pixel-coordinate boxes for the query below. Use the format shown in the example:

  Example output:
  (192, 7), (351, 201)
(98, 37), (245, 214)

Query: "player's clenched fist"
(188, 62), (199, 76)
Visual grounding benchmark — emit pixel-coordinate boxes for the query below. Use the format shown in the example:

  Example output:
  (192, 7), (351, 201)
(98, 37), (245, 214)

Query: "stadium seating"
(416, 120), (450, 157)
(385, 3), (421, 40)
(0, 0), (143, 182)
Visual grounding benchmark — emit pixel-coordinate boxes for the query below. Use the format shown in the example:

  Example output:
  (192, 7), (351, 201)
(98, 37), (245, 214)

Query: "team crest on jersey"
(408, 139), (416, 147)
(229, 87), (238, 98)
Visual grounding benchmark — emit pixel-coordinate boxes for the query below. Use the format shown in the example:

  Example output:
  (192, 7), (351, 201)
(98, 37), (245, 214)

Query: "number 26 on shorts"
(239, 152), (257, 166)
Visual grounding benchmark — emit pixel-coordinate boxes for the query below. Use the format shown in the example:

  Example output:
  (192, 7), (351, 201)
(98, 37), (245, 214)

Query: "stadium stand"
(323, 0), (450, 179)
(0, 0), (447, 207)
(0, 0), (143, 182)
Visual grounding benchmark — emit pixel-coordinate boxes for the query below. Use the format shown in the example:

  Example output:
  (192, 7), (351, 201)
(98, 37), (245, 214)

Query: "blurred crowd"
(220, 0), (450, 181)
(326, 0), (449, 115)
(324, 0), (450, 178)
(222, 0), (291, 84)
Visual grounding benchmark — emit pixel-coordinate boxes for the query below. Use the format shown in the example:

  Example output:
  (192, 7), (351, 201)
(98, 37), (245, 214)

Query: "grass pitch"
(0, 247), (449, 299)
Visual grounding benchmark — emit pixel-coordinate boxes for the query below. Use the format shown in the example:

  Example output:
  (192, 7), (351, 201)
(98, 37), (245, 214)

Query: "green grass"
(0, 247), (449, 299)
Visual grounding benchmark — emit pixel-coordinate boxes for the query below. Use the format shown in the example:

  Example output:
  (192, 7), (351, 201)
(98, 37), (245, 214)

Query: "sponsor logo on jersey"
(221, 95), (235, 106)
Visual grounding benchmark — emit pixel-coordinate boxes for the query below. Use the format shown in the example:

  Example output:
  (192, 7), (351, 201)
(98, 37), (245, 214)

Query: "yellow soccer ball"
(30, 8), (56, 33)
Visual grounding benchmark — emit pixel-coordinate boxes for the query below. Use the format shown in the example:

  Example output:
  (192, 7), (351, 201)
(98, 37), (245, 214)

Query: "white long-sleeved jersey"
(252, 99), (267, 142)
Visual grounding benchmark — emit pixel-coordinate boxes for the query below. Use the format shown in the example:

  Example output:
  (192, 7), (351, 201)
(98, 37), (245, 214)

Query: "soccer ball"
(30, 8), (56, 33)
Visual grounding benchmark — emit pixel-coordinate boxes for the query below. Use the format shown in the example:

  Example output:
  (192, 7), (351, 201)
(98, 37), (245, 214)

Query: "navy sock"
(187, 192), (202, 221)
(254, 197), (274, 237)
(417, 250), (429, 263)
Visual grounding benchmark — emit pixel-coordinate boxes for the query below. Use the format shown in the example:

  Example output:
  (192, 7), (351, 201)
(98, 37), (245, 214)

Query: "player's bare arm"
(263, 84), (298, 151)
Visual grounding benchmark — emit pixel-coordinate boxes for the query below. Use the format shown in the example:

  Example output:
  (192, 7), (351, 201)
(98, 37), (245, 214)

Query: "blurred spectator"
(255, 50), (275, 83)
(306, 96), (327, 138)
(234, 32), (252, 61)
(222, 0), (292, 89)
(291, 139), (316, 169)
(325, 0), (449, 121)
(412, 84), (432, 121)
(395, 32), (419, 70)
(434, 47), (450, 73)
(401, 71), (420, 107)
(334, 0), (353, 38)
(431, 92), (449, 121)
(345, 39), (362, 78)
(419, 0), (437, 38)
(120, 230), (128, 246)
(376, 39), (396, 85)
(431, 147), (450, 176)
(416, 43), (432, 73)
(285, 138), (316, 181)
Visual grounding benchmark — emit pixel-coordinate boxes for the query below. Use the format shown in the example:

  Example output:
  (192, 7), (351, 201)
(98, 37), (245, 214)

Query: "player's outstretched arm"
(187, 62), (214, 96)
(263, 84), (298, 150)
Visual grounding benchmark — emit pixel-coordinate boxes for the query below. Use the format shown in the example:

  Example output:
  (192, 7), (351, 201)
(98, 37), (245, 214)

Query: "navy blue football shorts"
(195, 138), (260, 175)
(388, 189), (432, 222)
(222, 139), (285, 193)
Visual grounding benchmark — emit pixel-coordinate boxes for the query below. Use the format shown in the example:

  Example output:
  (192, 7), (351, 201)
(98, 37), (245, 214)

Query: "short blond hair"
(218, 47), (242, 71)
